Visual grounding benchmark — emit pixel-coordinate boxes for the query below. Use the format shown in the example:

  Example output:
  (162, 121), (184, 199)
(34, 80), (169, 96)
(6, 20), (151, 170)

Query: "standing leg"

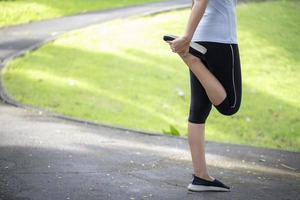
(184, 42), (239, 190)
(187, 68), (214, 181)
(188, 122), (214, 181)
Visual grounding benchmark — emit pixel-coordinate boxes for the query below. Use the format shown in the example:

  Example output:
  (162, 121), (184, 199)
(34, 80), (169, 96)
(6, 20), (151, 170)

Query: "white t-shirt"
(191, 0), (238, 44)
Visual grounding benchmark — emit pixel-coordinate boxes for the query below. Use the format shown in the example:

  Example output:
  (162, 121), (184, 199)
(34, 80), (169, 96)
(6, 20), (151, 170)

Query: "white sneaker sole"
(187, 183), (230, 192)
(164, 34), (207, 55)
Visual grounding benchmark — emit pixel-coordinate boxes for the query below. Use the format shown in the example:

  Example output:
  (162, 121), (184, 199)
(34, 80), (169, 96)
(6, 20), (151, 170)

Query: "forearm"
(183, 0), (208, 41)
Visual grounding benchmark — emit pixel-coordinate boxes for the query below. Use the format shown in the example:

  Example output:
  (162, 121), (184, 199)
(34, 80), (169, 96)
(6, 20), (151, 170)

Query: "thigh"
(188, 68), (212, 123)
(197, 42), (242, 109)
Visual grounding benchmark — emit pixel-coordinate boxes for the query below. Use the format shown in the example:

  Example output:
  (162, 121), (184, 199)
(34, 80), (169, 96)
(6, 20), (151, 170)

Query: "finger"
(178, 48), (188, 55)
(170, 45), (176, 51)
(177, 50), (185, 55)
(183, 50), (189, 57)
(178, 52), (186, 58)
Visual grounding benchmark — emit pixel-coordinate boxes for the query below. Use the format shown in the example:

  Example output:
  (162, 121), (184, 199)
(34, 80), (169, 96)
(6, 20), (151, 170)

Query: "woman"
(166, 0), (242, 192)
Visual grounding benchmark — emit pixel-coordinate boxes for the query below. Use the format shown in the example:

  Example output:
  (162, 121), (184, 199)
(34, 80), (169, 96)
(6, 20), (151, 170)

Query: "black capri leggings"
(188, 41), (242, 124)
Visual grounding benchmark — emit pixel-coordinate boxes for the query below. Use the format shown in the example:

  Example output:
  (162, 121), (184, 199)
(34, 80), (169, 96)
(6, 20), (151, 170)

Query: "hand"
(166, 36), (191, 57)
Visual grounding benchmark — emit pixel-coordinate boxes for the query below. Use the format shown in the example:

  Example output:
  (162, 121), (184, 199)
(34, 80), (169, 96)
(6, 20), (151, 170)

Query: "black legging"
(188, 41), (242, 124)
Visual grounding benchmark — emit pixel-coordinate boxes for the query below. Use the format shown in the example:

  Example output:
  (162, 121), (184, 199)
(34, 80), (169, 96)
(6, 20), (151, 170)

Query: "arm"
(168, 0), (208, 55)
(183, 0), (208, 41)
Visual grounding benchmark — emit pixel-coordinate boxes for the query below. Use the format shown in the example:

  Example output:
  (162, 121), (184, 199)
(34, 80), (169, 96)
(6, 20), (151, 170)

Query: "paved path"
(0, 1), (300, 199)
(1, 102), (299, 200)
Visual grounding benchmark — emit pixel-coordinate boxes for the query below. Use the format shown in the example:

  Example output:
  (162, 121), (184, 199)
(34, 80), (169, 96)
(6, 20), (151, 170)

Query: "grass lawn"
(2, 0), (300, 152)
(0, 0), (164, 27)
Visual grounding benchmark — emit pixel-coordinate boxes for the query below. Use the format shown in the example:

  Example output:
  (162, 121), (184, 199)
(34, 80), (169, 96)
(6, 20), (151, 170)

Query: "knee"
(216, 104), (240, 116)
(188, 115), (207, 124)
(214, 95), (242, 116)
(219, 107), (239, 116)
(188, 106), (211, 124)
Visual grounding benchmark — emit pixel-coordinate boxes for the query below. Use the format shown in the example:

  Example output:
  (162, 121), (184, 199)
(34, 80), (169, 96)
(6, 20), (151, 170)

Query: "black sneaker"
(163, 34), (207, 59)
(187, 174), (230, 192)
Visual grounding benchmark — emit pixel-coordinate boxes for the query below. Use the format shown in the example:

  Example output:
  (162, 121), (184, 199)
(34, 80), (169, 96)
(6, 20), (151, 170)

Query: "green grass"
(0, 0), (164, 27)
(2, 0), (300, 152)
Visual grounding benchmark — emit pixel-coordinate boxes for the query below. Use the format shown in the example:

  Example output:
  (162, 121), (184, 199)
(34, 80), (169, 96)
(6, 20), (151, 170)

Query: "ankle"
(194, 172), (214, 181)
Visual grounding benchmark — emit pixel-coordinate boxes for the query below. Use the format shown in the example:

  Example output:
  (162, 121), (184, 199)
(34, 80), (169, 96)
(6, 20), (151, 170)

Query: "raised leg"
(180, 53), (227, 106)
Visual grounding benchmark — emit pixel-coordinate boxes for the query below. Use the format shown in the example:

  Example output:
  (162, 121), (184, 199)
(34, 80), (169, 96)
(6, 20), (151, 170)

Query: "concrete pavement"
(0, 102), (299, 200)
